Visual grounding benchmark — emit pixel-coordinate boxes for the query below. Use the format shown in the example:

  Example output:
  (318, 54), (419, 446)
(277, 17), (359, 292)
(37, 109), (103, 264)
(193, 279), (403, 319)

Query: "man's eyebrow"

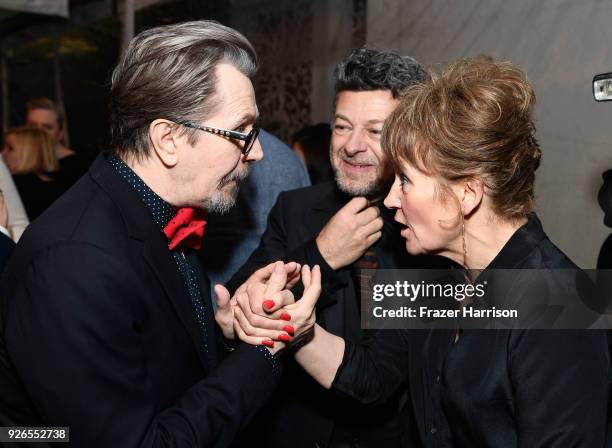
(231, 112), (258, 128)
(334, 113), (352, 122)
(334, 115), (385, 125)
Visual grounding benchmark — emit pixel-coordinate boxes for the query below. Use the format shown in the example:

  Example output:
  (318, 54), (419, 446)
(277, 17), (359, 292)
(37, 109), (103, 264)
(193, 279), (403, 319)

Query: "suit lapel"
(142, 243), (212, 372)
(187, 251), (218, 368)
(88, 154), (212, 373)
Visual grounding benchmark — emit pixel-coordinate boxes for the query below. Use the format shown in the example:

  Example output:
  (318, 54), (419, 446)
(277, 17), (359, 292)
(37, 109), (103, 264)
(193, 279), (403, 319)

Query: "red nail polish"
(283, 325), (295, 335)
(261, 339), (275, 348)
(278, 333), (291, 343)
(280, 312), (291, 321)
(263, 300), (275, 310)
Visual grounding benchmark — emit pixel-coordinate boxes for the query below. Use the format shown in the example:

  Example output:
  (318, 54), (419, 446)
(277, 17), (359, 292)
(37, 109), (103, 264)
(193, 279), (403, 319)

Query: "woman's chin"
(404, 240), (424, 256)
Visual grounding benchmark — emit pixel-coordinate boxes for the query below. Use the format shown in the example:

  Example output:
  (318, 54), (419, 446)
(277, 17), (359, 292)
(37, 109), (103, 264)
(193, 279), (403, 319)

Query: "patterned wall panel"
(352, 0), (367, 48)
(232, 0), (313, 143)
(232, 0), (367, 143)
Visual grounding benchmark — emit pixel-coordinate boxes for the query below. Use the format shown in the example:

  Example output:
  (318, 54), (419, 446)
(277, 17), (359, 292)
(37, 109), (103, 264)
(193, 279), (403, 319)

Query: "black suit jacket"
(228, 181), (450, 448)
(0, 154), (279, 447)
(0, 232), (14, 274)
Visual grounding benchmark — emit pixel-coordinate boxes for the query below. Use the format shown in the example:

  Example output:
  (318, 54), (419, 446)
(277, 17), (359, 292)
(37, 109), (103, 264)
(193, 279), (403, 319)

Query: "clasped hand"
(214, 261), (321, 354)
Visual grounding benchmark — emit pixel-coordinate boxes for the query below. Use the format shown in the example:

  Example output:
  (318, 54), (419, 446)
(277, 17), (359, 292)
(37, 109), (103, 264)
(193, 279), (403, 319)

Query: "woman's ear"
(149, 119), (179, 167)
(457, 177), (484, 217)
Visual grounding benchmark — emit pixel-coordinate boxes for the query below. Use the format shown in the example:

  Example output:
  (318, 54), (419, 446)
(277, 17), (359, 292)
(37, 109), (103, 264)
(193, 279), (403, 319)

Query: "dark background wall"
(1, 0), (367, 156)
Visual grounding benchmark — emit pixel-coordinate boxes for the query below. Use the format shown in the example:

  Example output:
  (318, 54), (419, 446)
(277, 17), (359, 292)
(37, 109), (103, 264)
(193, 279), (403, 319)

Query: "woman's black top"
(56, 153), (90, 191)
(13, 174), (63, 220)
(332, 215), (611, 447)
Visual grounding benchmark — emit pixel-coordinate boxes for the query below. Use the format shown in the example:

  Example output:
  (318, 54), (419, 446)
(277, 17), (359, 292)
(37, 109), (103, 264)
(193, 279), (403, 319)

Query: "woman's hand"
(214, 261), (301, 339)
(233, 265), (321, 354)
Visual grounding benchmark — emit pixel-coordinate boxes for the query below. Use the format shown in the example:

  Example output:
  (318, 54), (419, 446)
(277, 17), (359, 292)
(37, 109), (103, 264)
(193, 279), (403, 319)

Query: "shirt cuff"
(254, 345), (282, 377)
(330, 338), (354, 393)
(304, 239), (349, 292)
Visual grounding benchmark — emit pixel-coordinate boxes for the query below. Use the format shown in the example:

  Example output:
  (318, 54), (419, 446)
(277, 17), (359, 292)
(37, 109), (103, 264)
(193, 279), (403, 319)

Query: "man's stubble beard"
(331, 150), (390, 201)
(204, 166), (250, 214)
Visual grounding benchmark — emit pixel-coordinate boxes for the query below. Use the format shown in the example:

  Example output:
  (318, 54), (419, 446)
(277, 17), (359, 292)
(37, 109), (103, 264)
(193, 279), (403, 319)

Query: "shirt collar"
(107, 153), (175, 231)
(484, 213), (547, 270)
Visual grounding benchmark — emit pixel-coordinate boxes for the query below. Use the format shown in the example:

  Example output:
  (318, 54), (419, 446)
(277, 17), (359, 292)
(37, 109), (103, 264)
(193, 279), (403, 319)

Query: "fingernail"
(263, 300), (275, 310)
(278, 333), (292, 343)
(283, 325), (295, 335)
(261, 339), (275, 348)
(280, 312), (291, 321)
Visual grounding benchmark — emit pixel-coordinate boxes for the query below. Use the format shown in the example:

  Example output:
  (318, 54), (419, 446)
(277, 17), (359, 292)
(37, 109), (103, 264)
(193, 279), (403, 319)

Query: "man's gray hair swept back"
(109, 20), (257, 158)
(333, 46), (427, 100)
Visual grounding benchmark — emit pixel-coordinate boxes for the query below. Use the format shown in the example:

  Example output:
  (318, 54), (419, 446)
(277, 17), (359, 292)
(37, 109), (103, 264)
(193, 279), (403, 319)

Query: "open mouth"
(400, 224), (411, 239)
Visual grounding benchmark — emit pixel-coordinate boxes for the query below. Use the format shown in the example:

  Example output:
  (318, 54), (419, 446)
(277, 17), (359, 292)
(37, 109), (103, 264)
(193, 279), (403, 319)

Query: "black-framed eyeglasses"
(177, 120), (260, 156)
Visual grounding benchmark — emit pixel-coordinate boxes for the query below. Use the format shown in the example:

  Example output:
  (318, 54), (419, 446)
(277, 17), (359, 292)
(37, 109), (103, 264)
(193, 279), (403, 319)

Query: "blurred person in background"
(291, 123), (334, 184)
(25, 98), (90, 190)
(597, 169), (612, 269)
(0, 191), (15, 272)
(0, 157), (28, 240)
(1, 126), (62, 219)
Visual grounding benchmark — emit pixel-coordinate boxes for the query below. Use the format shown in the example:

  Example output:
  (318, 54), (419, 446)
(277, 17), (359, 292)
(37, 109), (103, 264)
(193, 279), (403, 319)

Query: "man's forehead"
(334, 90), (397, 120)
(27, 108), (58, 123)
(213, 64), (257, 122)
(215, 96), (258, 126)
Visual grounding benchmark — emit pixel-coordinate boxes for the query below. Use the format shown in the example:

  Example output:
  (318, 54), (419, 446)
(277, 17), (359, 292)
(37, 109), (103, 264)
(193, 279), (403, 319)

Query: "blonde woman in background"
(2, 126), (62, 220)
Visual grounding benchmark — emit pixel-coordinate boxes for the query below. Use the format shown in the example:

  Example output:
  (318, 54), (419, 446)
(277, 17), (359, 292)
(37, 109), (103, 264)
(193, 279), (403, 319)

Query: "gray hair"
(333, 46), (427, 100)
(109, 20), (258, 158)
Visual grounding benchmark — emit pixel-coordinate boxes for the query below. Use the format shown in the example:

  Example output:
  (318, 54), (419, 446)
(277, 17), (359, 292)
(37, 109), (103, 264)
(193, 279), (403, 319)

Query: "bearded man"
(228, 47), (448, 448)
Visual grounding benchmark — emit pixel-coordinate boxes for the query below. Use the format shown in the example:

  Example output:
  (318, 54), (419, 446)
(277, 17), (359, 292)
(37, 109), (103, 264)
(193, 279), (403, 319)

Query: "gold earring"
(461, 216), (467, 267)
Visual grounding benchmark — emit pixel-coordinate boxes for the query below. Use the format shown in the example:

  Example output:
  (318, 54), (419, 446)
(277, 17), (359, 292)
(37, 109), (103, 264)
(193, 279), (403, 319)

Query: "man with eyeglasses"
(0, 21), (304, 447)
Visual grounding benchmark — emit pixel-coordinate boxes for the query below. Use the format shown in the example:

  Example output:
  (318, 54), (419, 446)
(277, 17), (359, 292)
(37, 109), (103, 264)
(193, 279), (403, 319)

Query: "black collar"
(107, 153), (175, 231)
(486, 214), (547, 270)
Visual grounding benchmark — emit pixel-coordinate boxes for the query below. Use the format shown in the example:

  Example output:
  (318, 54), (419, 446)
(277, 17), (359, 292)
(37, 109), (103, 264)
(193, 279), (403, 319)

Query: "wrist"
(287, 325), (315, 354)
(315, 235), (340, 270)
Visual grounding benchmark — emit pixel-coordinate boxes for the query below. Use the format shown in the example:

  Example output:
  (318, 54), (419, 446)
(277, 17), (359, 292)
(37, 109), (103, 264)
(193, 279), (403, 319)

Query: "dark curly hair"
(333, 46), (427, 100)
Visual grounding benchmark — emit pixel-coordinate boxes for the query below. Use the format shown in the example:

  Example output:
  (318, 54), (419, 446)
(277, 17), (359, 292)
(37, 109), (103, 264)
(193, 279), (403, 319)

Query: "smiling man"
(228, 47), (447, 448)
(0, 21), (288, 447)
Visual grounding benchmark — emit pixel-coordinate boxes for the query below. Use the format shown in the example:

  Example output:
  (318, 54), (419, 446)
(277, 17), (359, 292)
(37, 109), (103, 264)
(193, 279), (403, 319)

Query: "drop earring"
(461, 215), (467, 267)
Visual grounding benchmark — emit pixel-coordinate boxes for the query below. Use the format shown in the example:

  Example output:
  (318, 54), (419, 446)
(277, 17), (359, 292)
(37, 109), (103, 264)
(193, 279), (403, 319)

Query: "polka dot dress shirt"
(108, 154), (210, 354)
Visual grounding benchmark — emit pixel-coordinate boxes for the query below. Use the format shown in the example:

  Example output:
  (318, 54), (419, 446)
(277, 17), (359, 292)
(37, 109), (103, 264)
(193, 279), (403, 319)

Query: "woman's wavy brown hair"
(382, 56), (541, 220)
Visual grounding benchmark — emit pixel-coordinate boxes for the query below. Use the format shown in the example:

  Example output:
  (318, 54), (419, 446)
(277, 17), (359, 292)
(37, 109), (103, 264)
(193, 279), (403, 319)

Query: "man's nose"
(343, 129), (368, 156)
(245, 137), (263, 163)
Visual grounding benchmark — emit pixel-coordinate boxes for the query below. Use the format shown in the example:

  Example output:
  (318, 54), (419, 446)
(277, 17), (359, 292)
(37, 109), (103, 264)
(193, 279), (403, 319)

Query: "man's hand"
(316, 197), (383, 270)
(234, 260), (301, 298)
(214, 284), (235, 340)
(214, 261), (301, 340)
(234, 265), (321, 354)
